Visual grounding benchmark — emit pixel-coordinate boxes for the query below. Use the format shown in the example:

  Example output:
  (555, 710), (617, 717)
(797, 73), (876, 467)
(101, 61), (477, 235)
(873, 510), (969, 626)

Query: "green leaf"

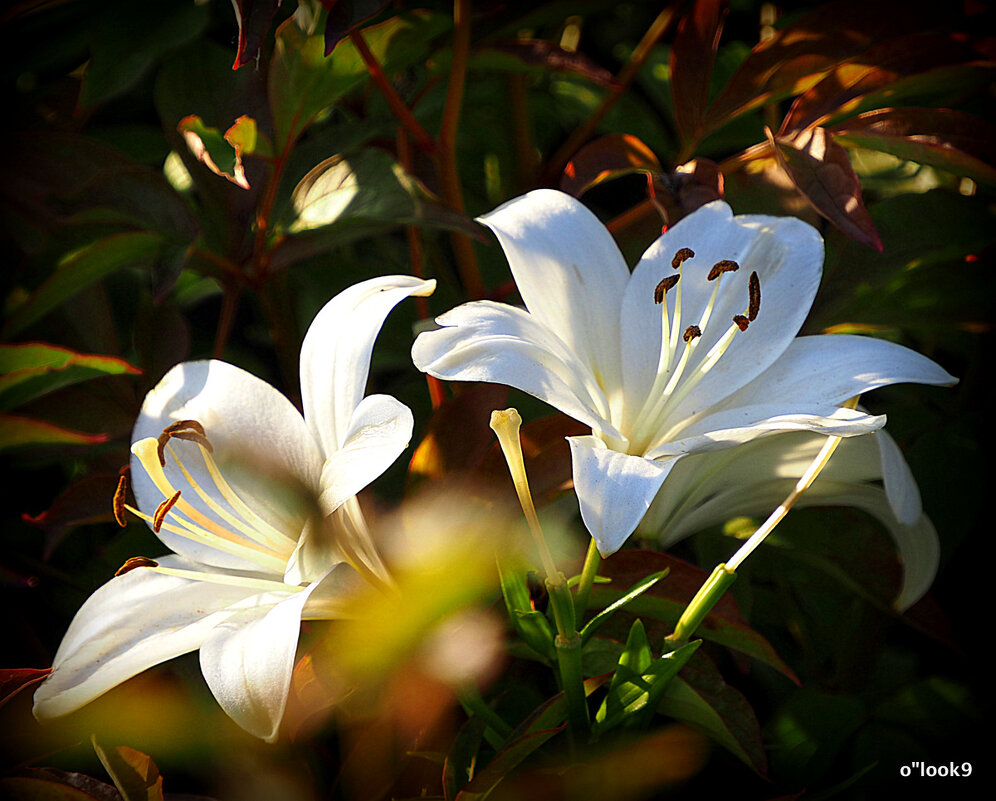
(3, 231), (162, 338)
(580, 568), (668, 645)
(0, 343), (140, 411)
(454, 724), (564, 801)
(659, 652), (768, 775)
(443, 714), (487, 801)
(270, 150), (479, 269)
(593, 638), (700, 735)
(0, 414), (108, 452)
(269, 11), (451, 147)
(80, 0), (209, 108)
(177, 115), (250, 190)
(590, 550), (798, 682)
(91, 737), (164, 801)
(497, 556), (556, 661)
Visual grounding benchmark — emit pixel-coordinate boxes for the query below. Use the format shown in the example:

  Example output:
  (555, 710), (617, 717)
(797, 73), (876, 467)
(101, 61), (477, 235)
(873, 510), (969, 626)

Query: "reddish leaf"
(780, 32), (995, 134)
(670, 0), (728, 149)
(560, 134), (662, 197)
(0, 667), (52, 709)
(231, 0), (283, 69)
(592, 550), (799, 683)
(704, 0), (934, 132)
(649, 158), (725, 225)
(21, 472), (123, 553)
(766, 126), (882, 251)
(0, 771), (120, 801)
(831, 107), (996, 186)
(660, 651), (768, 776)
(483, 39), (618, 89)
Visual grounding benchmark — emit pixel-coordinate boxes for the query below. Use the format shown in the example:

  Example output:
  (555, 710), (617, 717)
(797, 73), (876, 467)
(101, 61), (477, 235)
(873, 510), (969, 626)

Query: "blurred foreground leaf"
(91, 737), (164, 801)
(0, 414), (108, 452)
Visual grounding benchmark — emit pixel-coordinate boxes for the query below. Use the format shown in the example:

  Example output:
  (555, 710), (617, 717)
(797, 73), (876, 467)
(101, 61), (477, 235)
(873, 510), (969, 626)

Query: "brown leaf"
(704, 0), (934, 132)
(831, 107), (996, 186)
(91, 739), (164, 801)
(670, 0), (728, 149)
(560, 134), (661, 197)
(780, 32), (995, 134)
(766, 126), (882, 250)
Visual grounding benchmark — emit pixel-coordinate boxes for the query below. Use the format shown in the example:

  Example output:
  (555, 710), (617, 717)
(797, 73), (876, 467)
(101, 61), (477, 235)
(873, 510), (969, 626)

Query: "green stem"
(573, 539), (602, 623)
(546, 572), (589, 738)
(458, 684), (513, 741)
(666, 563), (736, 647)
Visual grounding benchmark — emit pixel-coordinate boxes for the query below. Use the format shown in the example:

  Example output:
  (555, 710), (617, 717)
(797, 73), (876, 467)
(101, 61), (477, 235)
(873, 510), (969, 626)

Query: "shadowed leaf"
(0, 414), (108, 452)
(670, 0), (727, 149)
(324, 0), (392, 55)
(766, 126), (882, 250)
(0, 343), (140, 411)
(91, 739), (164, 801)
(0, 667), (52, 709)
(659, 651), (768, 775)
(443, 714), (487, 801)
(560, 133), (661, 198)
(832, 108), (996, 186)
(0, 771), (121, 801)
(483, 40), (617, 89)
(779, 32), (996, 134)
(704, 0), (933, 132)
(231, 0), (282, 69)
(2, 231), (163, 338)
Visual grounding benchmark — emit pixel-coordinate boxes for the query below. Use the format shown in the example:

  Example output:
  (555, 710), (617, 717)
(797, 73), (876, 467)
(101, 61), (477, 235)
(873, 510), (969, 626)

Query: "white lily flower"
(412, 190), (955, 556)
(637, 428), (938, 609)
(33, 275), (435, 742)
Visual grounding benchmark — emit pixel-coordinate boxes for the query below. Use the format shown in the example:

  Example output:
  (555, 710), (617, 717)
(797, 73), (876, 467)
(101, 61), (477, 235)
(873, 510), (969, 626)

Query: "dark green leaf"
(0, 414), (108, 452)
(659, 652), (768, 775)
(497, 556), (556, 661)
(231, 0), (283, 69)
(2, 231), (163, 338)
(443, 714), (487, 801)
(481, 40), (617, 89)
(0, 343), (140, 411)
(454, 725), (564, 801)
(324, 0), (393, 55)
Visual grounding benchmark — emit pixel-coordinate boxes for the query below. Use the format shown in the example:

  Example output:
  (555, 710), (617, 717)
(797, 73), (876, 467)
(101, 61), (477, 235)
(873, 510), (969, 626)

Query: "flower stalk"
(489, 408), (590, 737)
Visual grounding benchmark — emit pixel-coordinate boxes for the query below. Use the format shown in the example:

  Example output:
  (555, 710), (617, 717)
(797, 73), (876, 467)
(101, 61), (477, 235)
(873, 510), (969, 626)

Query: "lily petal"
(33, 555), (275, 721)
(413, 301), (622, 442)
(317, 393), (414, 516)
(199, 579), (320, 743)
(646, 404), (884, 459)
(480, 190), (629, 398)
(300, 275), (435, 455)
(131, 360), (323, 571)
(713, 335), (957, 410)
(568, 435), (677, 556)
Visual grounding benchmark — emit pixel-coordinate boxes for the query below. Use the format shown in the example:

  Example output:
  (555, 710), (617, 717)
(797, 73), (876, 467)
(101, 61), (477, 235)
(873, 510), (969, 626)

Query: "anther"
(153, 490), (181, 533)
(683, 325), (702, 342)
(157, 420), (212, 466)
(115, 556), (159, 577)
(113, 474), (129, 527)
(654, 274), (680, 304)
(748, 271), (760, 321)
(707, 260), (739, 281)
(671, 247), (695, 269)
(733, 314), (750, 332)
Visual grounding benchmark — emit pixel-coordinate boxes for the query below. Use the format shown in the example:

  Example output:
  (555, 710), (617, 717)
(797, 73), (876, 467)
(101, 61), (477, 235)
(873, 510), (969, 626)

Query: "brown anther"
(733, 314), (750, 332)
(654, 274), (680, 304)
(671, 247), (695, 269)
(157, 420), (212, 466)
(115, 556), (159, 577)
(707, 260), (740, 281)
(113, 474), (129, 527)
(683, 325), (702, 343)
(153, 490), (181, 533)
(748, 271), (761, 321)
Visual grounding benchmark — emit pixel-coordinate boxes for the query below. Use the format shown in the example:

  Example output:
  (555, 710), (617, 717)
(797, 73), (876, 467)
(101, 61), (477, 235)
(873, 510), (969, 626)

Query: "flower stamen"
(113, 473), (129, 527)
(153, 490), (181, 533)
(115, 556), (159, 576)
